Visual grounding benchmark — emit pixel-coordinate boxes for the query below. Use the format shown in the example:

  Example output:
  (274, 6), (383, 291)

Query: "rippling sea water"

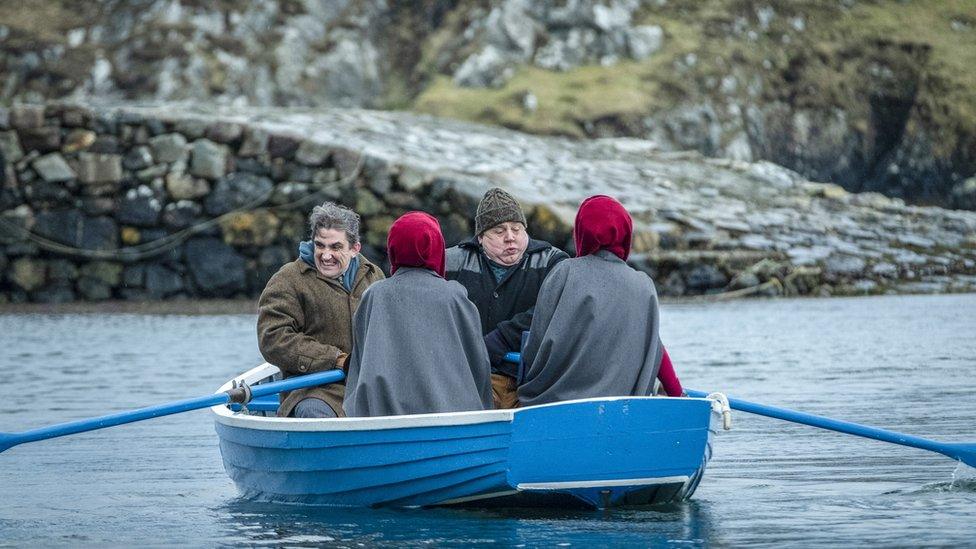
(1, 294), (974, 547)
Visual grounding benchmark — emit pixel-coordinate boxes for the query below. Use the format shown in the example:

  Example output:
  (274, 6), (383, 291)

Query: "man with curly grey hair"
(257, 201), (385, 418)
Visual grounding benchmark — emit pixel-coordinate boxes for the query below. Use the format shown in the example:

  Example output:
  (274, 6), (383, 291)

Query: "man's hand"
(336, 352), (349, 372)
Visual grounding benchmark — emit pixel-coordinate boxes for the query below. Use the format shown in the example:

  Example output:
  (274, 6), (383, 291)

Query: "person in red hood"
(518, 195), (683, 406)
(343, 212), (493, 417)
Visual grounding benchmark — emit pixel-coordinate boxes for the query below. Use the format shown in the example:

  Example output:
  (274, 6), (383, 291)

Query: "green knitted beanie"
(475, 188), (527, 235)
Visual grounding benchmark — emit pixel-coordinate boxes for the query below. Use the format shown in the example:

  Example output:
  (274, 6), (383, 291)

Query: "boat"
(211, 363), (729, 509)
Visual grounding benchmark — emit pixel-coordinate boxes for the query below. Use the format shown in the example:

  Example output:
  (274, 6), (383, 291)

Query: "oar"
(684, 389), (976, 467)
(0, 369), (345, 454)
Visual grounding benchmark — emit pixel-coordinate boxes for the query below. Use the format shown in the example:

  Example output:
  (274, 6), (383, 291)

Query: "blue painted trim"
(685, 389), (976, 467)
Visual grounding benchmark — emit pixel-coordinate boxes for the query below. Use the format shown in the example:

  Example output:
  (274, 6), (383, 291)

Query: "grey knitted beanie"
(475, 187), (527, 235)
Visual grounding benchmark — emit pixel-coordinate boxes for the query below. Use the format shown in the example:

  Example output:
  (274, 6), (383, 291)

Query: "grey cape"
(343, 268), (494, 417)
(518, 249), (663, 406)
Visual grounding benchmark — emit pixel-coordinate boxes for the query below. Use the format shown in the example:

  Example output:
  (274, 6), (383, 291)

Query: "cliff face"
(2, 1), (975, 210)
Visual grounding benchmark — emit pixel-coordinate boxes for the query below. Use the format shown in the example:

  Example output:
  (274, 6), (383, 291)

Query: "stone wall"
(1, 101), (976, 304)
(0, 103), (483, 303)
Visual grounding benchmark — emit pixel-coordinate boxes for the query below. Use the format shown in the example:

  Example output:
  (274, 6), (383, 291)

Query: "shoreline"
(0, 298), (259, 315)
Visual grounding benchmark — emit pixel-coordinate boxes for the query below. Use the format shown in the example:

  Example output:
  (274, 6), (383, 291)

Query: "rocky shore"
(1, 102), (975, 304)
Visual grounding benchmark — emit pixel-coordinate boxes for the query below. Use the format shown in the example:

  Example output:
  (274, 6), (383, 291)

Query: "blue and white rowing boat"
(211, 363), (729, 509)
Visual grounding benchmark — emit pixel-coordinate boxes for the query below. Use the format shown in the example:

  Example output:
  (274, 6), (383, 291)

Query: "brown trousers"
(491, 373), (520, 409)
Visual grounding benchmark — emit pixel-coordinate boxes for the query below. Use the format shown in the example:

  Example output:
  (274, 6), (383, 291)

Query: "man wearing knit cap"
(446, 187), (569, 408)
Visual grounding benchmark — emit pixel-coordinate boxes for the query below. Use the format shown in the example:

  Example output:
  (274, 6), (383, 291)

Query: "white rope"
(706, 392), (733, 430)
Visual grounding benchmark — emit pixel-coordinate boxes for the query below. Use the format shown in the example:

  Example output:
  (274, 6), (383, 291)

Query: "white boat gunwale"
(211, 362), (713, 432)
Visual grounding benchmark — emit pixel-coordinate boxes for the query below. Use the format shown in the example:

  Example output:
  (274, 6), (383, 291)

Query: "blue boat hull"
(213, 365), (718, 509)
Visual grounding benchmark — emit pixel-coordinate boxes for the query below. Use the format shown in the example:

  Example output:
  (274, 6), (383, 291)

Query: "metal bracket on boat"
(706, 392), (733, 430)
(226, 379), (253, 409)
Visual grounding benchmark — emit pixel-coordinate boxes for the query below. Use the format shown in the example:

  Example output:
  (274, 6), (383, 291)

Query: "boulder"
(184, 237), (247, 297)
(354, 188), (384, 217)
(46, 259), (78, 281)
(122, 146), (154, 171)
(20, 128), (61, 152)
(204, 172), (274, 215)
(162, 200), (203, 230)
(32, 282), (76, 304)
(190, 139), (228, 179)
(295, 141), (331, 166)
(9, 257), (46, 291)
(267, 134), (301, 159)
(685, 264), (729, 292)
(205, 122), (243, 144)
(117, 185), (163, 226)
(62, 129), (97, 153)
(0, 131), (24, 163)
(77, 153), (123, 185)
(165, 172), (210, 200)
(121, 263), (146, 288)
(0, 205), (34, 245)
(238, 128), (270, 157)
(79, 261), (123, 286)
(144, 263), (185, 298)
(218, 210), (281, 247)
(9, 105), (45, 129)
(33, 210), (118, 250)
(76, 277), (113, 300)
(32, 153), (76, 182)
(149, 133), (188, 164)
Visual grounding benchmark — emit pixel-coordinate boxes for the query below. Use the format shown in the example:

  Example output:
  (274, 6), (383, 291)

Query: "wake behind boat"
(211, 363), (727, 509)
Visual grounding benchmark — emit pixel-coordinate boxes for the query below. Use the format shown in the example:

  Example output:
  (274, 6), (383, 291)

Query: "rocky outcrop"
(2, 1), (974, 211)
(1, 102), (975, 303)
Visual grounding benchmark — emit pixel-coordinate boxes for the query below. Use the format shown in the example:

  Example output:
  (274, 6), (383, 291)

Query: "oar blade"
(949, 443), (976, 468)
(0, 433), (18, 454)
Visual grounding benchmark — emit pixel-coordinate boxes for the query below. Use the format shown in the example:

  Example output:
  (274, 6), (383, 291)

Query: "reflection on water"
(1, 294), (975, 546)
(215, 500), (715, 547)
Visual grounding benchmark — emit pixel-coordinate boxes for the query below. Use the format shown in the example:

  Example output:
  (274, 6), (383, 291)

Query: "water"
(1, 294), (974, 547)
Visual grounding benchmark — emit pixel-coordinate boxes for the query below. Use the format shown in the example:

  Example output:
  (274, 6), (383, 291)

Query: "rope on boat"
(706, 392), (733, 430)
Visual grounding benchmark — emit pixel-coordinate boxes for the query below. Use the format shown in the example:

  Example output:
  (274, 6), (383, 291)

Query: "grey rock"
(9, 257), (46, 291)
(205, 122), (243, 144)
(0, 205), (34, 245)
(32, 282), (76, 304)
(270, 181), (310, 205)
(122, 146), (154, 171)
(190, 139), (228, 179)
(9, 104), (44, 129)
(145, 264), (185, 297)
(175, 119), (208, 139)
(238, 128), (270, 157)
(0, 131), (24, 163)
(117, 185), (163, 226)
(89, 135), (120, 154)
(951, 177), (976, 210)
(686, 264), (729, 292)
(355, 188), (384, 216)
(364, 157), (393, 195)
(184, 237), (246, 297)
(20, 127), (61, 152)
(824, 254), (866, 277)
(295, 141), (331, 166)
(728, 271), (761, 290)
(204, 172), (273, 215)
(76, 277), (112, 300)
(149, 133), (188, 164)
(268, 134), (301, 159)
(454, 45), (515, 88)
(627, 25), (663, 59)
(135, 163), (169, 182)
(121, 264), (146, 288)
(79, 261), (123, 286)
(77, 153), (123, 185)
(47, 259), (78, 281)
(32, 153), (76, 182)
(162, 200), (203, 230)
(165, 172), (210, 200)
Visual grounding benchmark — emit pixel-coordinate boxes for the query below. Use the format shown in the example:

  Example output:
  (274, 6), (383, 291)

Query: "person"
(518, 195), (683, 406)
(445, 187), (568, 408)
(343, 212), (493, 417)
(257, 201), (385, 418)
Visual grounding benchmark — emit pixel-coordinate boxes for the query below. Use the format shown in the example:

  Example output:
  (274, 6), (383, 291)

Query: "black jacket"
(445, 236), (568, 377)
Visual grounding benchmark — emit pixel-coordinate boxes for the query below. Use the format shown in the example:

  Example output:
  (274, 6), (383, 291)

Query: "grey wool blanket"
(343, 268), (494, 417)
(518, 250), (663, 406)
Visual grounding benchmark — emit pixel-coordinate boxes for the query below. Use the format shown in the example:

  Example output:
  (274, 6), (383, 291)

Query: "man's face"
(313, 228), (361, 278)
(478, 221), (529, 266)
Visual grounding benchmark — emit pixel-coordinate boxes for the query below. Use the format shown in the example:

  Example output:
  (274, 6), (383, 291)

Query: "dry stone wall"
(1, 102), (975, 304)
